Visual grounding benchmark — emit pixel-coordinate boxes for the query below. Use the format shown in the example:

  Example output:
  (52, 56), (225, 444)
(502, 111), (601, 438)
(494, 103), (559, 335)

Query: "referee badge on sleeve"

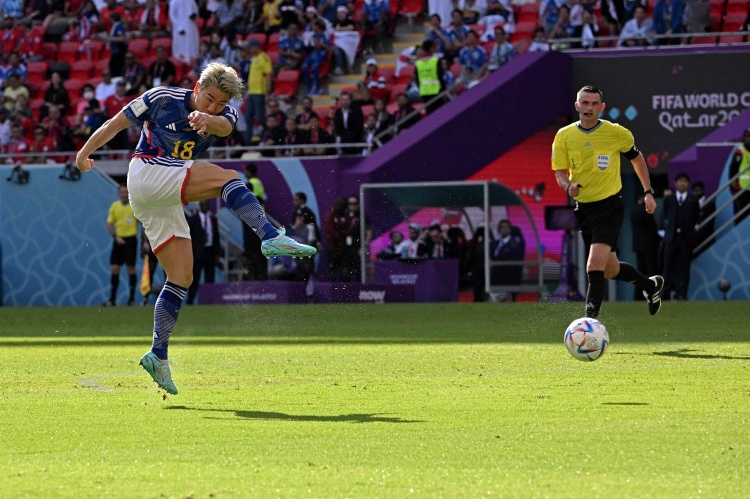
(597, 155), (610, 170)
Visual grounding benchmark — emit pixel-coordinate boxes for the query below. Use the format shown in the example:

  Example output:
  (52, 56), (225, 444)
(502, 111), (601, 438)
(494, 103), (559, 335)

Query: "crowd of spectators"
(1, 0), (748, 162)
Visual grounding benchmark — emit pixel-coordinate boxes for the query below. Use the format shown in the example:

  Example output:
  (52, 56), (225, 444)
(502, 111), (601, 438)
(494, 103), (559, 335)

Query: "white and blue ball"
(564, 318), (609, 362)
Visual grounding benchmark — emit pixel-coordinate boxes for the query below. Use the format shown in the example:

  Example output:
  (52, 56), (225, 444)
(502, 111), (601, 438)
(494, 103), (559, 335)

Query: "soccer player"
(76, 63), (317, 395)
(104, 184), (138, 306)
(552, 85), (664, 320)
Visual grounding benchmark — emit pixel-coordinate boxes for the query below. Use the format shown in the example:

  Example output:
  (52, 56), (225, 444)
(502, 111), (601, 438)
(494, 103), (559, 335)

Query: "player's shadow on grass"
(601, 402), (649, 406)
(652, 349), (750, 361)
(166, 406), (424, 424)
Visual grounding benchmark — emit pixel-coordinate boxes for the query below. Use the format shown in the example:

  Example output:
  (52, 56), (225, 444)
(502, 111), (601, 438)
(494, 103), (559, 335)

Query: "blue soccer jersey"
(123, 86), (238, 166)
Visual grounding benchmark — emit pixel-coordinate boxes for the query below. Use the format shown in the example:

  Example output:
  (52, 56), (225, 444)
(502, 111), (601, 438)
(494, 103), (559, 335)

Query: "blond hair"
(198, 63), (244, 101)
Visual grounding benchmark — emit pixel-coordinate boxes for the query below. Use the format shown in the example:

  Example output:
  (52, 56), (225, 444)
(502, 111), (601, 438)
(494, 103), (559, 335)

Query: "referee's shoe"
(645, 276), (665, 316)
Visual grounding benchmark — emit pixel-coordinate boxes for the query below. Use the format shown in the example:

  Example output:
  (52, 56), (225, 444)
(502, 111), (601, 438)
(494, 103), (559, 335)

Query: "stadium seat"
(26, 61), (49, 85)
(272, 69), (300, 101)
(150, 37), (172, 57)
(127, 38), (151, 57)
(389, 83), (408, 103)
(70, 60), (94, 80)
(518, 2), (540, 24)
(449, 61), (462, 78)
(80, 40), (104, 60)
(513, 21), (537, 41)
(34, 80), (51, 99)
(43, 42), (58, 61)
(30, 97), (45, 120)
(719, 33), (746, 42)
(725, 0), (749, 15)
(468, 24), (486, 37)
(400, 0), (424, 23)
(395, 64), (414, 85)
(64, 79), (85, 96)
(245, 32), (267, 50)
(94, 59), (110, 76)
(58, 42), (81, 64)
(360, 104), (374, 120)
(691, 35), (717, 44)
(710, 11), (723, 31)
(376, 65), (396, 84)
(267, 33), (281, 53)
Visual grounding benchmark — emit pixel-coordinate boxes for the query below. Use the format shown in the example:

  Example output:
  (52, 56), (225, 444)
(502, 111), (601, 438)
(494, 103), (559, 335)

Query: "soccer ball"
(564, 318), (609, 362)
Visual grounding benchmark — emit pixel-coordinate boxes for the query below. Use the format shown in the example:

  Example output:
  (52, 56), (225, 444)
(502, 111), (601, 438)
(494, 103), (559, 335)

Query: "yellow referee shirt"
(551, 120), (635, 203)
(107, 201), (138, 238)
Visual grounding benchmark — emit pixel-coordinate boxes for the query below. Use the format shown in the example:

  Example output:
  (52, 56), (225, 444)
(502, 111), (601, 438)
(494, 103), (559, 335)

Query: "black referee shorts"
(574, 193), (624, 251)
(110, 236), (137, 266)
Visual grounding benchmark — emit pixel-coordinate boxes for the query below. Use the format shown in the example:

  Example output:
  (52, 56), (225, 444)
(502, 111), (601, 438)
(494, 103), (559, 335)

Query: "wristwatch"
(644, 188), (655, 196)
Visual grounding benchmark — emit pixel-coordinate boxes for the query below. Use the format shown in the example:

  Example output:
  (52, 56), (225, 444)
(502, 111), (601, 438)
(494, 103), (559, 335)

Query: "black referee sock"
(110, 274), (119, 303)
(615, 262), (652, 292)
(585, 271), (605, 319)
(129, 274), (137, 302)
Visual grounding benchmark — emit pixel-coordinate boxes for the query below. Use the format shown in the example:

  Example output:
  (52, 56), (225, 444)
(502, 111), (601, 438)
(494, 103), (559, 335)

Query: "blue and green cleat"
(139, 351), (178, 394)
(261, 227), (317, 258)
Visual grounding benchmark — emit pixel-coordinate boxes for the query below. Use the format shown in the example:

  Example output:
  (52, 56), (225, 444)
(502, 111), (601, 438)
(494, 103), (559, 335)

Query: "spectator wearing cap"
(244, 37), (272, 144)
(331, 5), (355, 74)
(397, 223), (427, 258)
(361, 0), (390, 53)
(301, 19), (330, 95)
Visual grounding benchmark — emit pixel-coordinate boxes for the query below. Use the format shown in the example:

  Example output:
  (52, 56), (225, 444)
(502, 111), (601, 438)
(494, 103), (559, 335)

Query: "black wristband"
(566, 184), (573, 195)
(644, 187), (654, 196)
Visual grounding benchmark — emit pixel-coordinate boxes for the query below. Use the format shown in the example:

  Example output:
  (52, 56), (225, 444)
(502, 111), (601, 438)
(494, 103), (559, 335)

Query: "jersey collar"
(576, 120), (602, 134)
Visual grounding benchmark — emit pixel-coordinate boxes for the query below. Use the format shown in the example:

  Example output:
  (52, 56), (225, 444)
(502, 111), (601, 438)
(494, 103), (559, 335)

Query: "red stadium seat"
(94, 59), (111, 77)
(80, 40), (104, 60)
(691, 35), (717, 44)
(43, 42), (58, 61)
(64, 79), (85, 96)
(267, 33), (281, 53)
(58, 42), (81, 64)
(719, 33), (746, 42)
(518, 2), (540, 24)
(389, 83), (408, 103)
(127, 38), (151, 57)
(376, 65), (396, 84)
(70, 60), (94, 80)
(513, 21), (537, 41)
(26, 61), (48, 85)
(400, 0), (424, 19)
(395, 64), (414, 85)
(272, 69), (300, 100)
(725, 0), (749, 15)
(30, 97), (45, 120)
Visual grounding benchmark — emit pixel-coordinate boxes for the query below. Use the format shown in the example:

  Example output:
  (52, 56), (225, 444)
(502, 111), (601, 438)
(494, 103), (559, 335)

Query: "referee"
(552, 85), (664, 319)
(105, 184), (138, 306)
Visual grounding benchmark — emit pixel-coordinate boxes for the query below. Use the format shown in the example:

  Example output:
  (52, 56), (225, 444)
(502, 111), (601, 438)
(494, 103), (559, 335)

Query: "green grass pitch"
(1, 302), (748, 497)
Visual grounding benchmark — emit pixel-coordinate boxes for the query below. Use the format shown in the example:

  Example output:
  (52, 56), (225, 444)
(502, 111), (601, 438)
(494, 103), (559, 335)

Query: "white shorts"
(127, 157), (194, 253)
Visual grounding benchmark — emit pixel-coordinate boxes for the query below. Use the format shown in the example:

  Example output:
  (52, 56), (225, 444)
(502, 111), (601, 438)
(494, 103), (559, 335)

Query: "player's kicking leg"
(186, 162), (317, 258)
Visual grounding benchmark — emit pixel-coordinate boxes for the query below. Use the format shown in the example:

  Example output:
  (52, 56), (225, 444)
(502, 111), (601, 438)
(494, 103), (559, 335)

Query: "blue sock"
(221, 179), (279, 240)
(151, 281), (187, 360)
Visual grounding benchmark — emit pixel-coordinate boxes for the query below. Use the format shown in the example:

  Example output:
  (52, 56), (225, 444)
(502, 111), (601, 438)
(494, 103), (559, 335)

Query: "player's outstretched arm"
(76, 111), (133, 173)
